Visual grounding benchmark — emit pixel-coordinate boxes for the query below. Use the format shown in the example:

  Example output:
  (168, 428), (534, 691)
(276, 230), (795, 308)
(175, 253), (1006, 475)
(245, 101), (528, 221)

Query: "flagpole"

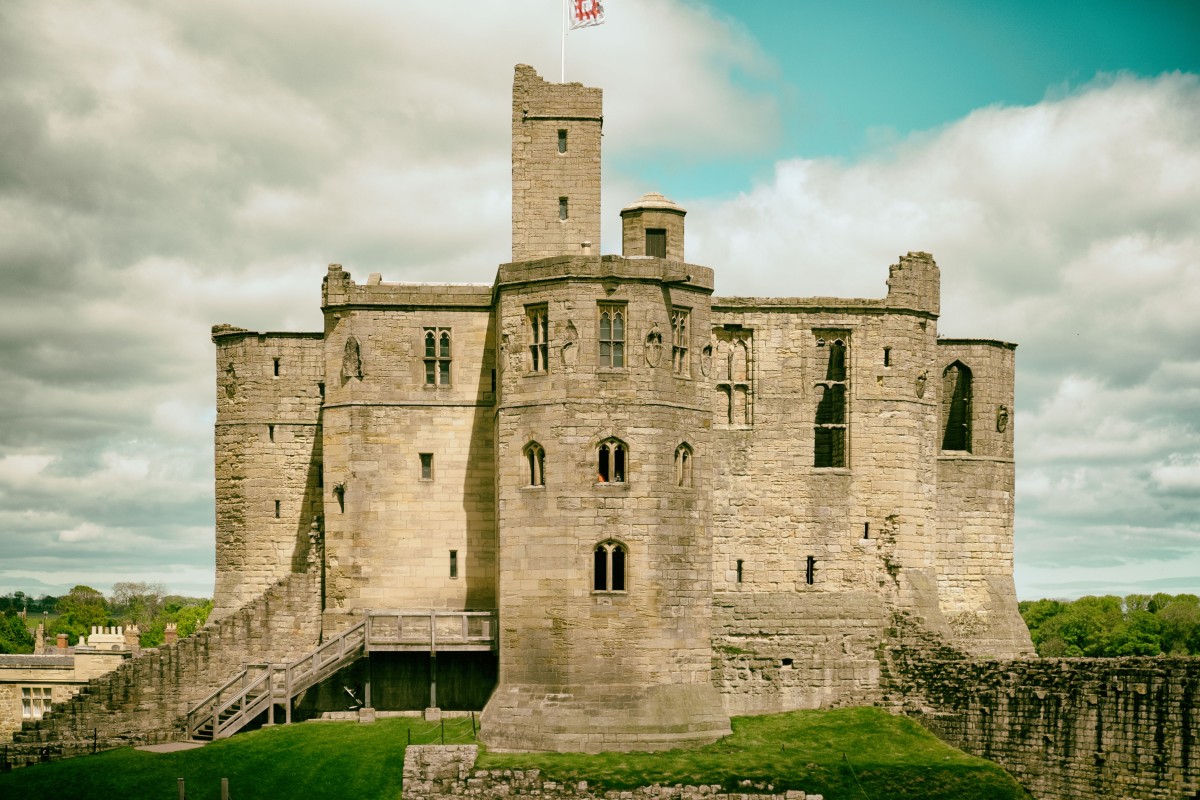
(561, 0), (567, 82)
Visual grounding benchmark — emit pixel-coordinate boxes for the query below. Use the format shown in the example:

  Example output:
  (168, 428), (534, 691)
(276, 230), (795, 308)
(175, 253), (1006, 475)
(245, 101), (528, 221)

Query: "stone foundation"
(402, 745), (823, 800)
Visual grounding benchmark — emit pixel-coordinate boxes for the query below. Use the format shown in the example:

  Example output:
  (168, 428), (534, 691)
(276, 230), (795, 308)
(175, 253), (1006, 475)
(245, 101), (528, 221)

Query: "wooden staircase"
(186, 620), (366, 741)
(184, 609), (496, 741)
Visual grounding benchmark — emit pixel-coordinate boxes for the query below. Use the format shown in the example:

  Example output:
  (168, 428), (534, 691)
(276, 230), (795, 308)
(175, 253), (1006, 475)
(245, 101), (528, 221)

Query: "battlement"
(323, 264), (493, 309)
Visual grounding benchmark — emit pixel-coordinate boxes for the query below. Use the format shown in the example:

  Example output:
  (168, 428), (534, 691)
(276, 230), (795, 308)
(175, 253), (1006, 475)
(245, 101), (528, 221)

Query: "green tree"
(52, 585), (110, 644)
(110, 581), (165, 627)
(0, 610), (35, 654)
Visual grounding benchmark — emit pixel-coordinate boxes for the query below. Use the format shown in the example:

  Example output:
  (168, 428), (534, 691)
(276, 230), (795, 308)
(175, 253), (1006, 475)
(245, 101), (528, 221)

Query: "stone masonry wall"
(895, 654), (1200, 800)
(402, 745), (824, 800)
(711, 591), (888, 716)
(512, 65), (602, 262)
(212, 327), (325, 619)
(318, 281), (497, 629)
(5, 573), (320, 766)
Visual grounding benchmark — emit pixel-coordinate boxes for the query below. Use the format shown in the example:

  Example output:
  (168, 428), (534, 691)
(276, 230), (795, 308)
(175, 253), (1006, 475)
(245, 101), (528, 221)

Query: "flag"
(570, 0), (605, 30)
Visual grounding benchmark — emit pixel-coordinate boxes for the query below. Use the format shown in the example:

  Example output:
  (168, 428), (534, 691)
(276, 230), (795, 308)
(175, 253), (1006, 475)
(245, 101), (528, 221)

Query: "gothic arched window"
(593, 540), (627, 592)
(674, 443), (693, 488)
(524, 441), (545, 487)
(597, 438), (627, 483)
(941, 361), (973, 452)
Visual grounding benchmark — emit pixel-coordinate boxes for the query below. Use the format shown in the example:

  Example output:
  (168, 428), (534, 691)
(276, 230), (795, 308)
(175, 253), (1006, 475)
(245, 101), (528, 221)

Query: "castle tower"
(620, 192), (686, 261)
(511, 64), (602, 261)
(481, 69), (730, 752)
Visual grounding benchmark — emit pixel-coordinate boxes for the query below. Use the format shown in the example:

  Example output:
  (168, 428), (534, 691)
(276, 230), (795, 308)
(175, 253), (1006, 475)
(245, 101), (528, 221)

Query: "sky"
(1, 0), (1198, 602)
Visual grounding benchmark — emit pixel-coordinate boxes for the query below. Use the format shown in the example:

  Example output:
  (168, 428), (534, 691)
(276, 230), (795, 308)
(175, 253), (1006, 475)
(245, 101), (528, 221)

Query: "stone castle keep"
(208, 64), (1032, 751)
(11, 65), (1200, 800)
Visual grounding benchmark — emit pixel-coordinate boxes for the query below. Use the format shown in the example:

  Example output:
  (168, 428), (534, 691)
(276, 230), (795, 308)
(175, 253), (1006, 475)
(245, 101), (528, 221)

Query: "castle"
(209, 64), (1033, 752)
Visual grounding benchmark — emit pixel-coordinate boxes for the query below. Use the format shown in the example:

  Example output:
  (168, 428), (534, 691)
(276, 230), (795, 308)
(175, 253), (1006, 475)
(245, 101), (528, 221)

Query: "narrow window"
(671, 308), (690, 376)
(559, 197), (568, 221)
(423, 328), (452, 386)
(593, 541), (627, 592)
(814, 336), (848, 468)
(274, 500), (281, 519)
(318, 382), (325, 399)
(674, 443), (693, 487)
(611, 546), (625, 591)
(272, 357), (280, 377)
(317, 464), (323, 488)
(806, 555), (816, 585)
(420, 453), (434, 481)
(490, 369), (496, 392)
(449, 550), (458, 578)
(883, 347), (891, 367)
(268, 424), (275, 442)
(527, 305), (549, 373)
(736, 559), (744, 584)
(593, 546), (607, 591)
(598, 303), (625, 367)
(525, 442), (545, 487)
(557, 129), (567, 153)
(645, 228), (667, 259)
(941, 361), (973, 452)
(863, 522), (870, 540)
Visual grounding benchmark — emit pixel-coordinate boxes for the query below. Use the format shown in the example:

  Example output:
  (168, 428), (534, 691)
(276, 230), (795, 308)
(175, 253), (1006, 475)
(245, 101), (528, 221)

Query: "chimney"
(56, 633), (69, 653)
(34, 622), (45, 655)
(164, 623), (178, 645)
(125, 624), (141, 654)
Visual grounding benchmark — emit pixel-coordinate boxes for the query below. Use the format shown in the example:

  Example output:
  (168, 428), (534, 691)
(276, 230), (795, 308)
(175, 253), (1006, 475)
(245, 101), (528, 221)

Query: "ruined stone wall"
(5, 573), (320, 765)
(402, 745), (824, 800)
(483, 255), (729, 752)
(212, 327), (325, 619)
(511, 65), (602, 262)
(934, 340), (1032, 658)
(320, 269), (497, 631)
(897, 655), (1200, 800)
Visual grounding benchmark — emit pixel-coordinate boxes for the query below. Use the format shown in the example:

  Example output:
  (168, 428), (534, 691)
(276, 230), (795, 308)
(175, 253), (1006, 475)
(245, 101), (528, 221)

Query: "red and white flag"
(570, 0), (605, 29)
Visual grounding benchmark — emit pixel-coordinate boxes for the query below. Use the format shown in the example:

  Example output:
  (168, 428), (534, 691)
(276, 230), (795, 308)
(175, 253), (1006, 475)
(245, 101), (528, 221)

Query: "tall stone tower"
(511, 64), (602, 261)
(480, 66), (730, 752)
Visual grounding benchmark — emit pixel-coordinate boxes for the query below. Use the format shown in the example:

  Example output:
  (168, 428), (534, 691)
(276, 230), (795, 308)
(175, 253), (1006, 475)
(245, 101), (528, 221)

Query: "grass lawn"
(0, 708), (1030, 800)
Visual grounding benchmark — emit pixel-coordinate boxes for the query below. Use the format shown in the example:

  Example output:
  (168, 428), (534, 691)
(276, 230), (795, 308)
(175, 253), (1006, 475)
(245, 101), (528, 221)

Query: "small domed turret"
(620, 192), (686, 261)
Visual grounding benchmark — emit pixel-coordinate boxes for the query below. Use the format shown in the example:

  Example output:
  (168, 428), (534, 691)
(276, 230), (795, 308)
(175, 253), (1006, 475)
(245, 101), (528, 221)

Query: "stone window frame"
(524, 441), (546, 487)
(527, 304), (549, 374)
(21, 686), (52, 720)
(670, 307), (690, 376)
(423, 327), (452, 387)
(597, 303), (626, 369)
(592, 539), (628, 593)
(813, 332), (850, 469)
(419, 453), (435, 482)
(596, 437), (628, 484)
(674, 442), (694, 488)
(941, 360), (973, 453)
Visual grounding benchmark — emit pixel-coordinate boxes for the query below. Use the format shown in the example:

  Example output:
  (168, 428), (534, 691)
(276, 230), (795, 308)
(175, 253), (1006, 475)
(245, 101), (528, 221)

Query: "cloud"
(0, 2), (1195, 603)
(688, 72), (1200, 598)
(0, 0), (778, 597)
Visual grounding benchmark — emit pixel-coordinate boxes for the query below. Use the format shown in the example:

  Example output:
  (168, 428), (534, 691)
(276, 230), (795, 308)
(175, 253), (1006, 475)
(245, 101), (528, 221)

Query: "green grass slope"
(0, 708), (1030, 800)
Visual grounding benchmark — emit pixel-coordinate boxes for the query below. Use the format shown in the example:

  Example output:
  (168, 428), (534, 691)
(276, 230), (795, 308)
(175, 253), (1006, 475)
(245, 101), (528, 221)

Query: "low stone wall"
(402, 745), (823, 800)
(895, 654), (1200, 800)
(3, 572), (321, 767)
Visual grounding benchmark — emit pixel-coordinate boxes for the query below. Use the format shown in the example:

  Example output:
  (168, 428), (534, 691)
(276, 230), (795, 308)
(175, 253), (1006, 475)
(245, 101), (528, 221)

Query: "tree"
(110, 581), (166, 627)
(52, 585), (110, 644)
(0, 610), (35, 654)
